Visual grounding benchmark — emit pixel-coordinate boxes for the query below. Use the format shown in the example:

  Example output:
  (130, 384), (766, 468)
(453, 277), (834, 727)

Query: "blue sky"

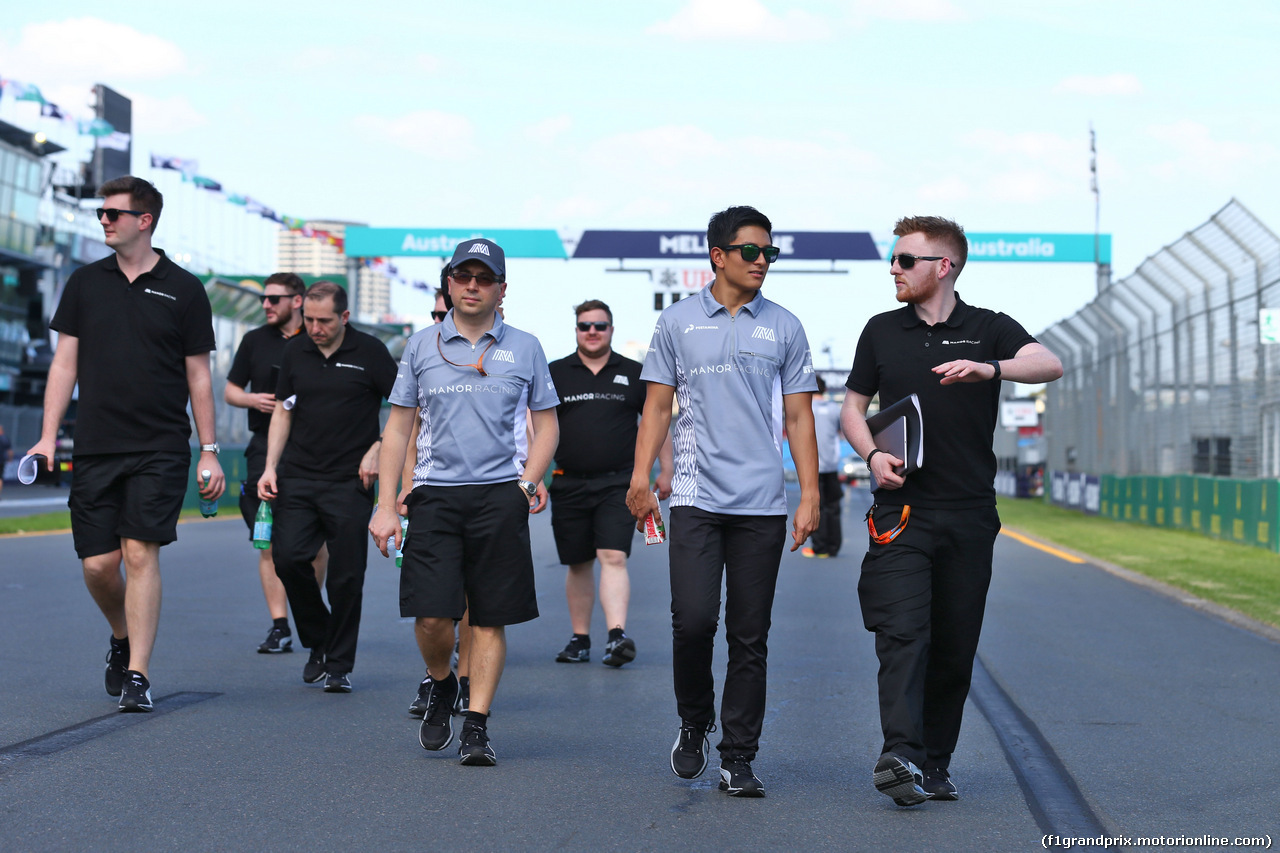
(3, 1), (1278, 368)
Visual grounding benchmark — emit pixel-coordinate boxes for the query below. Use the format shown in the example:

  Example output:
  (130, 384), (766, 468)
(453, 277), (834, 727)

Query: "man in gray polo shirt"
(628, 205), (820, 797)
(370, 238), (559, 767)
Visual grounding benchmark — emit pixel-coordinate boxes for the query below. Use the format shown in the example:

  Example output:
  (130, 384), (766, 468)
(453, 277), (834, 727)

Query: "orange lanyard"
(866, 505), (911, 545)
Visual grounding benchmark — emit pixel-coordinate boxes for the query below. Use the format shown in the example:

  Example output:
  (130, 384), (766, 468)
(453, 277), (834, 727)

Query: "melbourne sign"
(573, 230), (881, 261)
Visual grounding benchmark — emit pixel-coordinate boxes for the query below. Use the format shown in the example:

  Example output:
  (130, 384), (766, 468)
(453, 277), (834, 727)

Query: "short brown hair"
(263, 272), (306, 296)
(574, 299), (612, 323)
(893, 215), (967, 273)
(98, 176), (163, 234)
(305, 280), (348, 314)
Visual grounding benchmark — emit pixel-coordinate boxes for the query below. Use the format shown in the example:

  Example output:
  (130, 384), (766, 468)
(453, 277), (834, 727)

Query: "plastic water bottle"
(199, 470), (218, 518)
(253, 501), (273, 549)
(395, 516), (409, 567)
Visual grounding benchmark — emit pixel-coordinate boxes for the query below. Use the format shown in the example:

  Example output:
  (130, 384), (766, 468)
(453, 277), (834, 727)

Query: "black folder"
(864, 393), (924, 489)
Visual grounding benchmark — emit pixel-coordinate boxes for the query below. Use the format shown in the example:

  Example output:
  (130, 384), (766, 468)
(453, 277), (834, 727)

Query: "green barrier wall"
(1095, 473), (1279, 551)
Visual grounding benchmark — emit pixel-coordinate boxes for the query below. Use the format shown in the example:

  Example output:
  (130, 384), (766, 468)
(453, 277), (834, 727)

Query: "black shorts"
(399, 482), (539, 627)
(238, 447), (266, 539)
(68, 451), (191, 559)
(548, 471), (635, 565)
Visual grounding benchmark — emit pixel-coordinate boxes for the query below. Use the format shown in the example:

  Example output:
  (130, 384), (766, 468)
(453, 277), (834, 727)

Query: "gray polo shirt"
(641, 285), (816, 515)
(813, 397), (843, 474)
(391, 312), (559, 487)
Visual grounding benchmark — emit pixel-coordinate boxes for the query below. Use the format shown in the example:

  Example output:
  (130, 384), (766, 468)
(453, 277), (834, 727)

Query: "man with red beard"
(841, 216), (1062, 806)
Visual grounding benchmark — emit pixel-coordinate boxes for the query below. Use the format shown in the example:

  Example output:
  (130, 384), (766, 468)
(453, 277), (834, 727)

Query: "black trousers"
(668, 506), (786, 761)
(810, 472), (844, 556)
(273, 476), (374, 675)
(857, 504), (1000, 771)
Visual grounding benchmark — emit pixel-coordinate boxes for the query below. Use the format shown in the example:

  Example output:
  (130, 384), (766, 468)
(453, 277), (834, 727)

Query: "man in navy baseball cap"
(447, 238), (505, 279)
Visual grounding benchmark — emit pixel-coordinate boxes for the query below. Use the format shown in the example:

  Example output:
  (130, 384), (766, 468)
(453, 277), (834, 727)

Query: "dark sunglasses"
(431, 310), (449, 322)
(96, 207), (145, 222)
(262, 294), (291, 305)
(890, 253), (949, 270)
(450, 271), (501, 286)
(577, 321), (609, 332)
(720, 243), (781, 264)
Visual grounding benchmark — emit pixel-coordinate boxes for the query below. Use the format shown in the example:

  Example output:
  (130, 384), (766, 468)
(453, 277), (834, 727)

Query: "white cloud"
(291, 45), (440, 77)
(524, 115), (573, 146)
(648, 0), (829, 41)
(130, 93), (208, 135)
(916, 177), (969, 202)
(353, 110), (476, 160)
(1054, 73), (1144, 96)
(845, 0), (964, 21)
(1146, 121), (1275, 182)
(952, 129), (1092, 203)
(0, 18), (186, 84)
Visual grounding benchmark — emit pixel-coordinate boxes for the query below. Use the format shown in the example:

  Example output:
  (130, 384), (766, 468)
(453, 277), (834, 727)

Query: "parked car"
(839, 452), (870, 485)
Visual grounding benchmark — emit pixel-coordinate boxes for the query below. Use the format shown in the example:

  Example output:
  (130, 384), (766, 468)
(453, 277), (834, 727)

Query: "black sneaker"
(258, 625), (293, 654)
(602, 635), (637, 667)
(302, 649), (326, 684)
(454, 680), (470, 715)
(924, 768), (959, 801)
(719, 758), (765, 797)
(104, 636), (129, 698)
(409, 674), (431, 718)
(555, 636), (590, 663)
(118, 670), (153, 713)
(670, 719), (716, 779)
(458, 723), (496, 766)
(324, 672), (352, 693)
(418, 675), (459, 751)
(873, 753), (928, 807)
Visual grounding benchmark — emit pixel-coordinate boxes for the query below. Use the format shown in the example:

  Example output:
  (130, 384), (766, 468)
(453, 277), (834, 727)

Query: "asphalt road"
(1, 487), (1276, 851)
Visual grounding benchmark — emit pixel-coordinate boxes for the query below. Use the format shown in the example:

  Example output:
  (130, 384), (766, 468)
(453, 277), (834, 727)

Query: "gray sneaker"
(873, 753), (928, 807)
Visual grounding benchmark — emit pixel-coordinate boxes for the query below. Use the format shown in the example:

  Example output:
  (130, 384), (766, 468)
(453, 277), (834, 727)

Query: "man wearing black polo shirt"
(225, 272), (328, 654)
(548, 299), (672, 667)
(841, 215), (1062, 807)
(259, 280), (396, 693)
(27, 175), (224, 713)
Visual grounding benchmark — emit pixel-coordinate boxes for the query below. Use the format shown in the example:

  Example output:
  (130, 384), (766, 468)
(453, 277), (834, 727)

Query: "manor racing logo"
(750, 327), (776, 342)
(688, 361), (775, 377)
(490, 349), (515, 363)
(144, 288), (176, 301)
(427, 382), (521, 396)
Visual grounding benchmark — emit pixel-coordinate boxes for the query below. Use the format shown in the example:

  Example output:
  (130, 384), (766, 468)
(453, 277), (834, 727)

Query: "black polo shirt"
(227, 323), (304, 455)
(50, 249), (216, 456)
(275, 327), (397, 481)
(845, 293), (1036, 509)
(549, 350), (646, 474)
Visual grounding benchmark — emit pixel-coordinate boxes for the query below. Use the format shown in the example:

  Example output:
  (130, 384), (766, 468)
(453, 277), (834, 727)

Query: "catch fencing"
(1041, 199), (1280, 479)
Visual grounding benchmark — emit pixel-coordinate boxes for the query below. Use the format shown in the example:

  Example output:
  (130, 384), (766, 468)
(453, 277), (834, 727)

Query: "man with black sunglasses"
(225, 272), (329, 654)
(841, 216), (1062, 806)
(547, 300), (673, 668)
(629, 205), (820, 797)
(370, 238), (559, 767)
(258, 281), (397, 694)
(26, 176), (223, 712)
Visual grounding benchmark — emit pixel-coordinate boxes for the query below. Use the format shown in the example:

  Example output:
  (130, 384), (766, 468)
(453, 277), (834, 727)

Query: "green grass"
(998, 496), (1280, 629)
(0, 507), (219, 537)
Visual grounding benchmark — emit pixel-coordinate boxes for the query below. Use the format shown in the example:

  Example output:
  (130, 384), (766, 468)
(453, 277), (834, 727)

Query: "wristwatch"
(517, 480), (538, 498)
(200, 443), (220, 456)
(986, 360), (1001, 381)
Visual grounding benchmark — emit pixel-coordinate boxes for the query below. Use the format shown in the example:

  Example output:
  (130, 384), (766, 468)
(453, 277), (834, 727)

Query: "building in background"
(276, 219), (390, 322)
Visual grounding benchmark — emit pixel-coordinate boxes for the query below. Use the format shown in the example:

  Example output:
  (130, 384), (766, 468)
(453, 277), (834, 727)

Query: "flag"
(3, 79), (46, 104)
(191, 175), (222, 191)
(97, 131), (131, 152)
(150, 155), (199, 177)
(226, 194), (248, 205)
(41, 102), (66, 119)
(77, 118), (114, 137)
(245, 199), (265, 215)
